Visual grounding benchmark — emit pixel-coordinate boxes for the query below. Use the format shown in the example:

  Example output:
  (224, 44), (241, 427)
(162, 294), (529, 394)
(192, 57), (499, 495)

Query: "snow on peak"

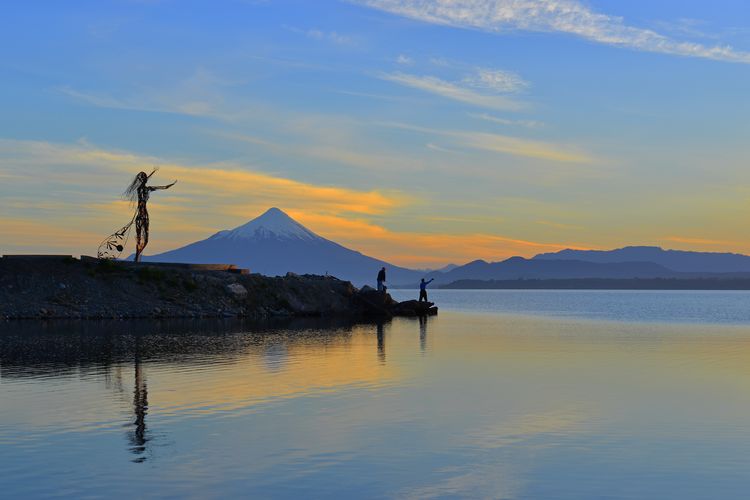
(214, 207), (320, 241)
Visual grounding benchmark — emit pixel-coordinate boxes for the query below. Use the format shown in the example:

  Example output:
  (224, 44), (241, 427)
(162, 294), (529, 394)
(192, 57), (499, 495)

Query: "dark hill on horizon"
(533, 246), (750, 273)
(423, 256), (685, 285)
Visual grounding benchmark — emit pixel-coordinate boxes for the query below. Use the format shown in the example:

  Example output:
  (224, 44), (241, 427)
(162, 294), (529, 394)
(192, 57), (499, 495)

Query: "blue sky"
(1, 0), (749, 267)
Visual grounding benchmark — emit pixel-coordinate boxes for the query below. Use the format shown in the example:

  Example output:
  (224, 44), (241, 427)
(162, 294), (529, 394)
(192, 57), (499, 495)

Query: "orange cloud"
(0, 139), (589, 266)
(0, 218), (103, 253)
(288, 211), (586, 267)
(664, 236), (736, 246)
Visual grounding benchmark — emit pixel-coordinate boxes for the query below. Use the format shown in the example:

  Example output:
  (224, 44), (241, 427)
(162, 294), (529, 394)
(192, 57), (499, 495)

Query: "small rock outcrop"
(353, 290), (438, 318)
(226, 283), (248, 298)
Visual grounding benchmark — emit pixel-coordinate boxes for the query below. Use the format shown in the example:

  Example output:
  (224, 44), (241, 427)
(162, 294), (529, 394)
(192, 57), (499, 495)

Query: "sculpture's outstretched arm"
(149, 180), (177, 191)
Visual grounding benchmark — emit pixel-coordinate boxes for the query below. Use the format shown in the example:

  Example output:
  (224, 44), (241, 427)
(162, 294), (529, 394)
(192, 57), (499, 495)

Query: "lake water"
(2, 290), (750, 498)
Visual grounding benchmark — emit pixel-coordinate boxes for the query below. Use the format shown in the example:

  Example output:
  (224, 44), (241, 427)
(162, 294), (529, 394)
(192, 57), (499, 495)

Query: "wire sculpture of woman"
(98, 168), (176, 261)
(125, 169), (177, 262)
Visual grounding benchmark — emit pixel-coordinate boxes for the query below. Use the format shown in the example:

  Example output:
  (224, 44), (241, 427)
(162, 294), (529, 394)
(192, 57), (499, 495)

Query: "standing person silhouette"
(377, 266), (386, 293)
(419, 278), (434, 302)
(124, 169), (176, 262)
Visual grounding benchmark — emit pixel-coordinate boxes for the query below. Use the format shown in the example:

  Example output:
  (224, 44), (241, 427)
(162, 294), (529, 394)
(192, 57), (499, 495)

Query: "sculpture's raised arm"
(149, 180), (177, 191)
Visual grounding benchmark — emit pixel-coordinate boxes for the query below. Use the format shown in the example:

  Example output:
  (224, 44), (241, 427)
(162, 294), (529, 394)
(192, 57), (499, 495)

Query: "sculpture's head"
(125, 170), (152, 203)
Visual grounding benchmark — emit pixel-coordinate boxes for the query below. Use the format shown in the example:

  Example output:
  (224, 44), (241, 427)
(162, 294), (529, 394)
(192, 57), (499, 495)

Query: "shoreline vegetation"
(0, 255), (437, 321)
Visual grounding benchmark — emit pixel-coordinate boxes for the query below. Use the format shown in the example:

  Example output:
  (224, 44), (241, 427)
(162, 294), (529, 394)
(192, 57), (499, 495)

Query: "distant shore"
(440, 278), (750, 290)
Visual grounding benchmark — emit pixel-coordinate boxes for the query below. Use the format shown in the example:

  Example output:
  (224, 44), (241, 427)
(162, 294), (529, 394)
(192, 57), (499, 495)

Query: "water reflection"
(0, 317), (365, 378)
(419, 315), (428, 353)
(4, 311), (750, 498)
(0, 317), (404, 465)
(376, 322), (386, 364)
(130, 336), (149, 462)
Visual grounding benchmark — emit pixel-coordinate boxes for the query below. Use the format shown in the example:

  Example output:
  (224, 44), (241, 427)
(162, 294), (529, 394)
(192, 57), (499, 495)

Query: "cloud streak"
(463, 67), (529, 93)
(379, 121), (595, 163)
(380, 72), (526, 111)
(285, 25), (356, 45)
(356, 0), (750, 64)
(469, 112), (543, 129)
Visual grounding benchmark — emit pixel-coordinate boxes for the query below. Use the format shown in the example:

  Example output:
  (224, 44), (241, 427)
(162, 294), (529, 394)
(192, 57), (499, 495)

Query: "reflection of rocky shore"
(0, 319), (352, 464)
(0, 317), (361, 377)
(0, 317), (416, 463)
(0, 256), (437, 320)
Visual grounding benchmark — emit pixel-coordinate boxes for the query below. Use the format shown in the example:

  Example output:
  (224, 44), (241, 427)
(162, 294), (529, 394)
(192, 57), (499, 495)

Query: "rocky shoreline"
(0, 256), (437, 321)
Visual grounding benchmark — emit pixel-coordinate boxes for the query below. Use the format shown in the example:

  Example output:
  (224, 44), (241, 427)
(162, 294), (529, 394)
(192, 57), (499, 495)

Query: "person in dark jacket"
(377, 267), (386, 292)
(419, 278), (434, 302)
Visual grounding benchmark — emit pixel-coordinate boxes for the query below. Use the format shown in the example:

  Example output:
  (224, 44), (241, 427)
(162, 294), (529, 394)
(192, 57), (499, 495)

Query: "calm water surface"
(2, 291), (750, 498)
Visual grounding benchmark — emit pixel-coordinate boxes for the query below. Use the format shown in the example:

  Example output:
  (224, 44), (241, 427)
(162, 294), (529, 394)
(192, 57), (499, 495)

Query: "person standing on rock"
(377, 267), (386, 293)
(419, 278), (434, 302)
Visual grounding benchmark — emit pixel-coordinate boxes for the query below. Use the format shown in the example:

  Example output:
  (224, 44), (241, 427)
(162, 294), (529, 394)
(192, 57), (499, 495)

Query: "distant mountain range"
(143, 208), (750, 288)
(534, 246), (750, 273)
(423, 257), (685, 284)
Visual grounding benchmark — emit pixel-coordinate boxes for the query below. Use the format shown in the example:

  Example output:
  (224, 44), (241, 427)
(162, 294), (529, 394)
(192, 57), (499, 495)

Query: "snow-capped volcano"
(144, 207), (423, 286)
(212, 207), (318, 242)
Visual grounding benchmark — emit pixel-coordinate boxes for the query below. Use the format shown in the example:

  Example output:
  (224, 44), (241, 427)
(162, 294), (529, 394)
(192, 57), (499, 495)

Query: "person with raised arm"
(419, 278), (434, 302)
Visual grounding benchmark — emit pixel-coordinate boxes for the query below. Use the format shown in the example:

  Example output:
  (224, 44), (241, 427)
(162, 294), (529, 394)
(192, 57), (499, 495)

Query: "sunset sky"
(1, 0), (749, 268)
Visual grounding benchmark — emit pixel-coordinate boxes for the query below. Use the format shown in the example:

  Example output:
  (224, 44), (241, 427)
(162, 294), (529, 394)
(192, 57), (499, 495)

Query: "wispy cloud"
(379, 72), (525, 111)
(58, 86), (154, 113)
(463, 68), (529, 93)
(426, 142), (459, 154)
(305, 29), (353, 45)
(57, 68), (247, 121)
(379, 121), (594, 163)
(395, 53), (413, 65)
(664, 236), (736, 246)
(469, 112), (543, 129)
(461, 130), (590, 163)
(535, 219), (583, 231)
(285, 25), (355, 45)
(355, 0), (750, 64)
(334, 89), (409, 102)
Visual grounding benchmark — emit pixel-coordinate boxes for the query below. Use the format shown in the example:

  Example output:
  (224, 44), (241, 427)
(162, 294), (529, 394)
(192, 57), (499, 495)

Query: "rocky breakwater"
(0, 256), (437, 320)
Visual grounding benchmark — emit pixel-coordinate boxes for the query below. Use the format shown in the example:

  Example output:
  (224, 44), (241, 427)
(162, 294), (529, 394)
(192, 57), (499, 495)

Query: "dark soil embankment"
(0, 257), (437, 320)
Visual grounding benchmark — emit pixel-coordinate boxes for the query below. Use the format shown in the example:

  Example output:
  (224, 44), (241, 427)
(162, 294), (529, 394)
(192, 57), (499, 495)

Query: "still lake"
(2, 290), (750, 498)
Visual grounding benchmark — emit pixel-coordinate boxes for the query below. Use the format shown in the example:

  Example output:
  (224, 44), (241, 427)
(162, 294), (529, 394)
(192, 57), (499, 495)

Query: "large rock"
(353, 290), (438, 318)
(393, 300), (438, 317)
(226, 283), (248, 298)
